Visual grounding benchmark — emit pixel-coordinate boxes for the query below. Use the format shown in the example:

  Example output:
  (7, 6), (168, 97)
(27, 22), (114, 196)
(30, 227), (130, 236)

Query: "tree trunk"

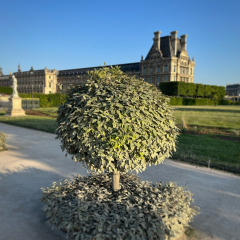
(112, 171), (120, 192)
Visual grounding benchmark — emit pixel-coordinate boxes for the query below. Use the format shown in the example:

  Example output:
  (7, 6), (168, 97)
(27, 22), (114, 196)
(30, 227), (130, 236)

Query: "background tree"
(211, 90), (219, 106)
(55, 63), (179, 191)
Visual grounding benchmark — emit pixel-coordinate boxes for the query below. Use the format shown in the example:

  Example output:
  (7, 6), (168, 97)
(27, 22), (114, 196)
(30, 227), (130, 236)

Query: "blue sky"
(0, 0), (239, 87)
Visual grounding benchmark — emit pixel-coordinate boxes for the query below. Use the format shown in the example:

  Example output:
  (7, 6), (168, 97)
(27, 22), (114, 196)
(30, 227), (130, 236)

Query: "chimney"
(153, 31), (161, 50)
(170, 31), (178, 56)
(180, 34), (187, 50)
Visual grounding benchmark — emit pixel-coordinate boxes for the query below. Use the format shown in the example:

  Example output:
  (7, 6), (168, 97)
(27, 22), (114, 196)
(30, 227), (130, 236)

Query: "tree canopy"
(55, 64), (179, 175)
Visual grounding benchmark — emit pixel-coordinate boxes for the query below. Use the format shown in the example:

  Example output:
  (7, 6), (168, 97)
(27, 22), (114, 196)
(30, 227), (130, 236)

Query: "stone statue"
(57, 83), (63, 90)
(12, 75), (19, 97)
(192, 56), (195, 61)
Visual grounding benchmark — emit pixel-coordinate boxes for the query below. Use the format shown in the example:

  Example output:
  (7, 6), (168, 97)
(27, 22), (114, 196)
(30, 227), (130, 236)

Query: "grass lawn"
(0, 110), (57, 133)
(0, 105), (239, 174)
(172, 105), (240, 131)
(172, 134), (240, 168)
(32, 107), (59, 118)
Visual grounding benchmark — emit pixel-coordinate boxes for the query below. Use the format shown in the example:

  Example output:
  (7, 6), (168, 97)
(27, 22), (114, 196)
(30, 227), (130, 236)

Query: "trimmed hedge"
(0, 87), (13, 95)
(41, 172), (200, 240)
(159, 82), (225, 99)
(169, 97), (240, 106)
(19, 93), (67, 108)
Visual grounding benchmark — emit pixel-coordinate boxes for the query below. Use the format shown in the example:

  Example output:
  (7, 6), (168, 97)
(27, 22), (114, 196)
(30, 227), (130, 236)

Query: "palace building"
(0, 30), (195, 94)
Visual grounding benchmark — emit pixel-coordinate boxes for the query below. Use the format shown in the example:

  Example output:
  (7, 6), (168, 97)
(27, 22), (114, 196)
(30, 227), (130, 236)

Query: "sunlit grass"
(172, 105), (240, 130)
(0, 111), (57, 133)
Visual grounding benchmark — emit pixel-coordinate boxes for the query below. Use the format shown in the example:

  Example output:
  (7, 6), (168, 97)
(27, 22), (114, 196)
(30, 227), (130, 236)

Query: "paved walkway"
(0, 122), (240, 240)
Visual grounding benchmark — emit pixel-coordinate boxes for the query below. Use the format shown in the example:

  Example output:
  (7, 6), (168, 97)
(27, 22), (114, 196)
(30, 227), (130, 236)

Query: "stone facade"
(9, 66), (59, 94)
(0, 30), (195, 94)
(226, 83), (240, 97)
(140, 31), (195, 85)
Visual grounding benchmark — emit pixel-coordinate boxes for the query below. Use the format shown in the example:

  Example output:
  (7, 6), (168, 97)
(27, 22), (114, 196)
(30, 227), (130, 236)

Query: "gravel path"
(0, 122), (240, 240)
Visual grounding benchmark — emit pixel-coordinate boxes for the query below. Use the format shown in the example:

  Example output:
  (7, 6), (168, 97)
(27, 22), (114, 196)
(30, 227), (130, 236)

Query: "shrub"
(19, 93), (67, 108)
(47, 63), (200, 240)
(204, 85), (213, 98)
(195, 98), (209, 105)
(55, 64), (179, 186)
(182, 98), (196, 105)
(41, 172), (200, 240)
(218, 86), (226, 99)
(0, 132), (7, 150)
(186, 83), (196, 97)
(159, 82), (179, 96)
(169, 97), (183, 105)
(195, 84), (204, 98)
(0, 87), (13, 95)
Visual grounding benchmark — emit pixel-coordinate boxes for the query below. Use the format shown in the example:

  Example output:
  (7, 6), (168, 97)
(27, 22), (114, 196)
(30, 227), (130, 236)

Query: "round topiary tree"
(44, 63), (200, 239)
(55, 63), (179, 191)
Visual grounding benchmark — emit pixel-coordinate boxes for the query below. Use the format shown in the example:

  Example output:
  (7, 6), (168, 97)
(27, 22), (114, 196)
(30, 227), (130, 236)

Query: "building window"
(49, 82), (51, 87)
(157, 76), (160, 84)
(144, 78), (146, 82)
(49, 91), (51, 93)
(183, 68), (185, 74)
(191, 68), (192, 75)
(173, 76), (175, 81)
(165, 76), (168, 82)
(165, 65), (168, 72)
(150, 67), (153, 73)
(150, 77), (152, 84)
(144, 68), (146, 74)
(158, 66), (160, 73)
(174, 65), (176, 72)
(49, 76), (51, 79)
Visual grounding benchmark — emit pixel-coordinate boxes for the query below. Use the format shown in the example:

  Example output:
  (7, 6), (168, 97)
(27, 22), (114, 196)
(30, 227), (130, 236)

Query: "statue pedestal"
(5, 96), (26, 117)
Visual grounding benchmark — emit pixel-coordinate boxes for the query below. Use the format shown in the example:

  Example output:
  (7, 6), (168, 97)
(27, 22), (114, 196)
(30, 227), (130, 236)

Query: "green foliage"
(55, 64), (179, 174)
(195, 98), (214, 106)
(160, 82), (225, 99)
(186, 83), (196, 97)
(195, 84), (204, 97)
(182, 98), (196, 105)
(218, 86), (226, 99)
(159, 82), (178, 96)
(210, 90), (219, 106)
(169, 97), (228, 106)
(0, 132), (7, 150)
(19, 93), (66, 108)
(41, 172), (200, 240)
(170, 98), (210, 106)
(0, 87), (13, 95)
(178, 82), (187, 96)
(169, 97), (183, 106)
(204, 85), (213, 98)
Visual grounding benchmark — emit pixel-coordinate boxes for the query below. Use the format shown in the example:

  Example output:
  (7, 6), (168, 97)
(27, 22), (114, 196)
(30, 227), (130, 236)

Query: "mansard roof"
(58, 62), (140, 76)
(145, 36), (183, 60)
